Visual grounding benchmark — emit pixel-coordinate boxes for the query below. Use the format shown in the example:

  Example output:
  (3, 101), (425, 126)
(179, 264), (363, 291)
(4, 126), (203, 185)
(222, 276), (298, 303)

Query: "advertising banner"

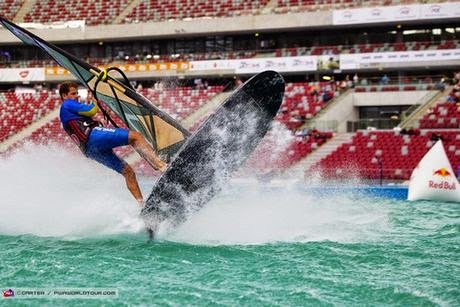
(333, 2), (460, 25)
(189, 56), (317, 73)
(44, 62), (190, 76)
(420, 2), (460, 19)
(340, 49), (460, 69)
(0, 68), (45, 82)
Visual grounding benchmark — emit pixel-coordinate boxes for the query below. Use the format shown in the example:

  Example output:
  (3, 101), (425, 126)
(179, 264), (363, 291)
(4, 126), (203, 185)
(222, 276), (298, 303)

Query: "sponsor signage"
(429, 180), (456, 190)
(44, 62), (190, 76)
(340, 49), (460, 69)
(420, 3), (457, 19)
(0, 68), (45, 82)
(189, 56), (317, 73)
(408, 140), (460, 202)
(429, 168), (457, 191)
(18, 20), (85, 30)
(333, 2), (460, 25)
(2, 48), (459, 81)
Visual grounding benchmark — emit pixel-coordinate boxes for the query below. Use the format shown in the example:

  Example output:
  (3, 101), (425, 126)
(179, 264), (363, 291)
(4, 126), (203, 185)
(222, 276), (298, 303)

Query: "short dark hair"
(59, 82), (79, 99)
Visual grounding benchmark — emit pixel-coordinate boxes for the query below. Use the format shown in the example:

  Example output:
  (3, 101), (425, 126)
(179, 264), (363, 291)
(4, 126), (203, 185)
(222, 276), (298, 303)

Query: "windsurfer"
(58, 81), (167, 207)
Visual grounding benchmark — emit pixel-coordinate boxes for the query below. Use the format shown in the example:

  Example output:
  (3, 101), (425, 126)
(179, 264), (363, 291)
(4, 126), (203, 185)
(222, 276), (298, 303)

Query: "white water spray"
(0, 143), (391, 244)
(0, 143), (145, 237)
(167, 182), (391, 245)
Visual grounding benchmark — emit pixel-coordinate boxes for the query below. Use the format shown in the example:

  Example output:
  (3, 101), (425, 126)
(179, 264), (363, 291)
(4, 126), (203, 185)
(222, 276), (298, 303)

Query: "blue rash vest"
(59, 98), (130, 174)
(59, 98), (98, 125)
(59, 98), (101, 151)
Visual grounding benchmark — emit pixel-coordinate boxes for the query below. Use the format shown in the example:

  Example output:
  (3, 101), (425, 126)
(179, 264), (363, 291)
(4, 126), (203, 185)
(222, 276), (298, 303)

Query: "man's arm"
(64, 99), (98, 117)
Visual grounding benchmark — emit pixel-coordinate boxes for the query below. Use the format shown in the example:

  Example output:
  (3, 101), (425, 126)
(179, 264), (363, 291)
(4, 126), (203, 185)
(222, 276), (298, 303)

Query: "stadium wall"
(0, 12), (330, 44)
(353, 90), (434, 106)
(1, 1), (458, 44)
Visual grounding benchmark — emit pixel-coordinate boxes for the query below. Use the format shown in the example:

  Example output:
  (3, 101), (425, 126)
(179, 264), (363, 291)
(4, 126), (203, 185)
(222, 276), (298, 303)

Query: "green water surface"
(1, 195), (458, 306)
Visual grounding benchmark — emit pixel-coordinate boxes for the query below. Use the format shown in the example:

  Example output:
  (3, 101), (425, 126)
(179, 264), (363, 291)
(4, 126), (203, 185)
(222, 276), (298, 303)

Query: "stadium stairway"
(262, 0), (280, 13)
(275, 85), (445, 180)
(0, 108), (59, 153)
(181, 91), (232, 130)
(399, 86), (452, 129)
(304, 89), (354, 133)
(113, 0), (143, 24)
(279, 132), (354, 180)
(13, 0), (37, 23)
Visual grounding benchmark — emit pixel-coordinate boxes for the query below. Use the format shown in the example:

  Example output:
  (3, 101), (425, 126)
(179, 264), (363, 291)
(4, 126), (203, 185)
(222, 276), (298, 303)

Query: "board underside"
(141, 71), (285, 229)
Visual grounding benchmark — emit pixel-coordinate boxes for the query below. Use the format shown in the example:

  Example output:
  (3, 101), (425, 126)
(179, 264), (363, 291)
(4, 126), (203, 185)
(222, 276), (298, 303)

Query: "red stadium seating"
(419, 103), (460, 129)
(125, 0), (270, 23)
(0, 0), (24, 21)
(23, 0), (131, 25)
(312, 130), (460, 180)
(274, 0), (419, 13)
(246, 130), (333, 171)
(0, 91), (60, 142)
(8, 0), (453, 27)
(138, 85), (224, 121)
(26, 118), (71, 146)
(277, 40), (460, 57)
(276, 82), (333, 131)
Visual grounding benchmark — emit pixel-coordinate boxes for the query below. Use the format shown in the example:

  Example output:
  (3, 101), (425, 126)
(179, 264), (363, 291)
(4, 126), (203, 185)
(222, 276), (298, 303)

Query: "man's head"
(59, 82), (79, 101)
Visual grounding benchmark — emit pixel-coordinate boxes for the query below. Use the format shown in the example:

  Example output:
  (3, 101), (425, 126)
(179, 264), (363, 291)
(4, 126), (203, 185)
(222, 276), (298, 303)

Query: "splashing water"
(2, 147), (458, 306)
(0, 144), (392, 245)
(0, 143), (144, 237)
(168, 183), (391, 245)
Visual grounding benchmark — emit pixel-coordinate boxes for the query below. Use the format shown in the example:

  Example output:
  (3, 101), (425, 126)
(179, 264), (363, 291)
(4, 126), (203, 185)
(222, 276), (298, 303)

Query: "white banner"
(18, 20), (85, 30)
(340, 49), (460, 69)
(1, 48), (458, 80)
(333, 2), (460, 25)
(189, 56), (317, 73)
(420, 2), (460, 19)
(235, 56), (317, 73)
(0, 68), (45, 82)
(189, 59), (236, 71)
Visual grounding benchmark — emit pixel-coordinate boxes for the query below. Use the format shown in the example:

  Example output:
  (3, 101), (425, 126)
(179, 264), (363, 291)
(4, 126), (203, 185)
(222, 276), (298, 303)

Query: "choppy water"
(1, 145), (459, 305)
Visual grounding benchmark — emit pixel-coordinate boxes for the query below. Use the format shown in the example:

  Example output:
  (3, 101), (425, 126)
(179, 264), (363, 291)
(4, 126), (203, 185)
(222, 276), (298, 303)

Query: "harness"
(63, 118), (102, 152)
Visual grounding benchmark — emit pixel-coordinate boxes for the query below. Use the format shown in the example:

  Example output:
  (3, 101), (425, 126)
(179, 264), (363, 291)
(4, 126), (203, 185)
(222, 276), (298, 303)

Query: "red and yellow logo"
(433, 168), (451, 177)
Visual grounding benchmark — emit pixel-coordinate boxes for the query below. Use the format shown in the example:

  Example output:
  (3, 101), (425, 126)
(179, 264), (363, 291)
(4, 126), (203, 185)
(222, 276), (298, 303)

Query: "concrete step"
(113, 0), (143, 24)
(282, 132), (354, 179)
(13, 0), (38, 23)
(0, 108), (60, 153)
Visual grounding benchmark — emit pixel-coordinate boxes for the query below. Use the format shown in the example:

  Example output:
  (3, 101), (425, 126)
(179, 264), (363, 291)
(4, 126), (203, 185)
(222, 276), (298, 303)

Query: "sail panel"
(0, 17), (190, 160)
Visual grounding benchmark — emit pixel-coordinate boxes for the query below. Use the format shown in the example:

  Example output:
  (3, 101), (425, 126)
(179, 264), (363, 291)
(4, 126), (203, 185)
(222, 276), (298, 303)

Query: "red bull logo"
(429, 168), (456, 190)
(433, 168), (451, 177)
(429, 180), (456, 190)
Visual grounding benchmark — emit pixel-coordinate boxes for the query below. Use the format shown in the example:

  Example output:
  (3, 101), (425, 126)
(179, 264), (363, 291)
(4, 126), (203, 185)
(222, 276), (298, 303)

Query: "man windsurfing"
(59, 81), (167, 207)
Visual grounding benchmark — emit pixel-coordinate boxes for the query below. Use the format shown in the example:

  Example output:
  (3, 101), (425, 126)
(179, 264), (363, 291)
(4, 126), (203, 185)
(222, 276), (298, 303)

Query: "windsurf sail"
(408, 140), (460, 202)
(0, 17), (190, 160)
